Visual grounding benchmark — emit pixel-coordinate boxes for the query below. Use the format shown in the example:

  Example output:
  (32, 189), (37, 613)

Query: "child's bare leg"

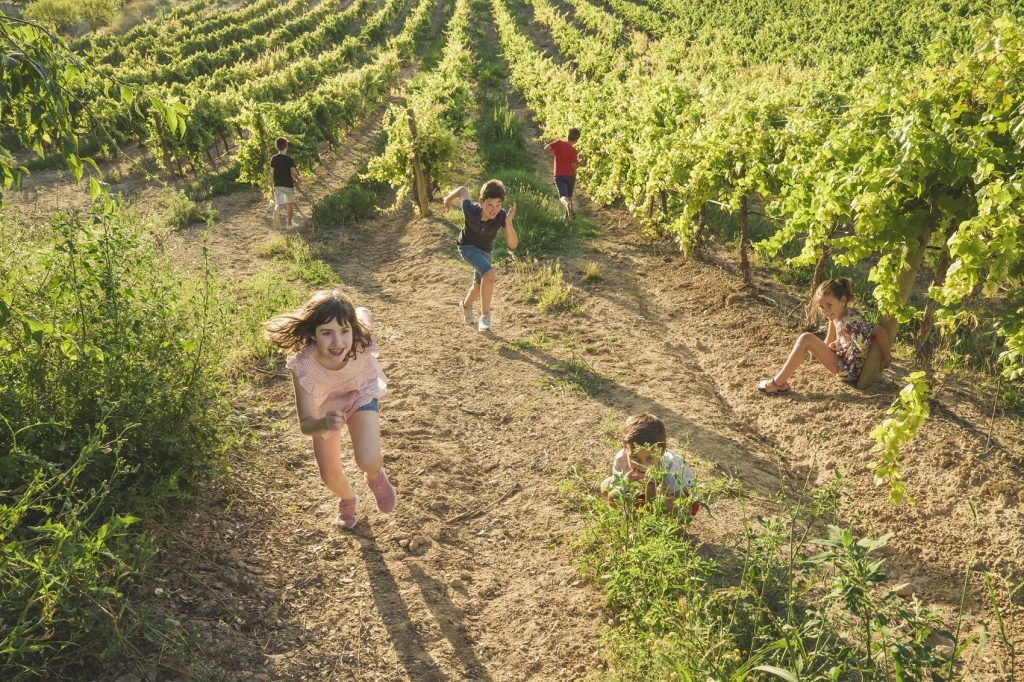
(480, 269), (495, 315)
(348, 409), (383, 479)
(774, 332), (839, 384)
(349, 409), (396, 512)
(462, 281), (480, 309)
(312, 432), (355, 499)
(286, 202), (294, 226)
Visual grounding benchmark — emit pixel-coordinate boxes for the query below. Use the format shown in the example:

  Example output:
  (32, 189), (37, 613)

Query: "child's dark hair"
(567, 127), (581, 143)
(275, 137), (288, 151)
(622, 414), (667, 451)
(263, 289), (371, 358)
(815, 277), (855, 303)
(479, 179), (506, 201)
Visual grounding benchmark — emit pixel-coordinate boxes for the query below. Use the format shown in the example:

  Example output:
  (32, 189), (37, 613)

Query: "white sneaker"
(478, 313), (491, 332)
(461, 305), (476, 325)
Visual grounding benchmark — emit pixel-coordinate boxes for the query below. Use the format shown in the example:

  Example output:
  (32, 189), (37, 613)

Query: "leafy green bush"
(159, 189), (217, 229)
(22, 0), (81, 33)
(310, 177), (385, 229)
(185, 163), (244, 200)
(22, 0), (120, 34)
(0, 199), (293, 676)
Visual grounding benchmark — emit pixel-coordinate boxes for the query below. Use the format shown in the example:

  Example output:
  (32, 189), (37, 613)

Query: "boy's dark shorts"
(554, 175), (576, 199)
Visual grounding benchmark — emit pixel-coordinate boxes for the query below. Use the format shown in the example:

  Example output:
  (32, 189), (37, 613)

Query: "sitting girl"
(264, 290), (396, 529)
(758, 278), (891, 394)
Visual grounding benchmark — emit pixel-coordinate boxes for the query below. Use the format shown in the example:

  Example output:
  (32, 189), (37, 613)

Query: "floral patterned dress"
(834, 310), (873, 383)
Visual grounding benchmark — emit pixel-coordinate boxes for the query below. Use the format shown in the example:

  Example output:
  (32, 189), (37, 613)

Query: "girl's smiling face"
(817, 294), (848, 322)
(312, 317), (352, 367)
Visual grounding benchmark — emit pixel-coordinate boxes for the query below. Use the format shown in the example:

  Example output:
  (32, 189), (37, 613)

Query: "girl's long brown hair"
(263, 289), (371, 359)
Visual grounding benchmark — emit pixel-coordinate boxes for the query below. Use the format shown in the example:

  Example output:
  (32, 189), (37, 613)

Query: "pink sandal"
(366, 468), (397, 513)
(757, 378), (791, 395)
(335, 496), (358, 529)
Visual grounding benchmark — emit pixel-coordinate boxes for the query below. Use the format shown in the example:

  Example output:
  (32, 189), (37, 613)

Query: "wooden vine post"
(739, 194), (751, 285)
(857, 226), (935, 389)
(915, 219), (959, 376)
(152, 113), (173, 172)
(406, 108), (431, 218)
(693, 203), (707, 259)
(253, 108), (272, 193)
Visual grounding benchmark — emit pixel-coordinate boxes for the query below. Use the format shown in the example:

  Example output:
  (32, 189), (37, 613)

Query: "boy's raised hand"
(506, 202), (516, 220)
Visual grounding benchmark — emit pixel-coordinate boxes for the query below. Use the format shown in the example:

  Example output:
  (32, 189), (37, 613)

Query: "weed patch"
(572, 474), (965, 679)
(160, 189), (217, 229)
(254, 234), (336, 286)
(519, 259), (579, 313)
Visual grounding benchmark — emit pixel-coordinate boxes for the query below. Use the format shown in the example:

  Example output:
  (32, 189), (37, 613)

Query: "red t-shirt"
(549, 140), (578, 177)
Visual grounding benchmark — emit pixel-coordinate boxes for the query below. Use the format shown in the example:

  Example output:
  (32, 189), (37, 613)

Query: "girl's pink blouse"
(286, 340), (387, 421)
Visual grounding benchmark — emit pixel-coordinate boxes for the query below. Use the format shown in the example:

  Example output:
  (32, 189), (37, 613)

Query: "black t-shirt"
(270, 153), (296, 188)
(456, 199), (507, 252)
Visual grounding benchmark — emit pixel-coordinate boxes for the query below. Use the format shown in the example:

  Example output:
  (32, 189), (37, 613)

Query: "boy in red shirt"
(544, 128), (581, 220)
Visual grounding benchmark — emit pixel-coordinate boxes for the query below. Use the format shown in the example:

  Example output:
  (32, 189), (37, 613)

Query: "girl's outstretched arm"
(293, 374), (345, 436)
(443, 186), (471, 210)
(503, 202), (518, 250)
(871, 325), (892, 369)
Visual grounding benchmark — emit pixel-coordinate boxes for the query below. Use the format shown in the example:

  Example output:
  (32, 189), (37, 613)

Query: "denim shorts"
(355, 398), (379, 413)
(458, 244), (493, 284)
(554, 175), (576, 198)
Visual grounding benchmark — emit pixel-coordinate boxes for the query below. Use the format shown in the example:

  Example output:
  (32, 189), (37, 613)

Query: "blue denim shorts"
(458, 244), (493, 284)
(554, 175), (576, 198)
(355, 398), (379, 413)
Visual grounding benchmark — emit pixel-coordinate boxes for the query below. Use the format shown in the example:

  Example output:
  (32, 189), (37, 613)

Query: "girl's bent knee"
(797, 332), (816, 345)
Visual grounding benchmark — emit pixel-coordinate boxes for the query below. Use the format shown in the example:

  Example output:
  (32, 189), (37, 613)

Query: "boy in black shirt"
(443, 179), (518, 332)
(270, 137), (301, 228)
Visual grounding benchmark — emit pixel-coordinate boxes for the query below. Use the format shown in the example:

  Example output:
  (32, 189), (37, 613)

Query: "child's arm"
(290, 166), (301, 189)
(870, 324), (892, 369)
(503, 202), (518, 251)
(544, 140), (557, 157)
(443, 186), (471, 210)
(292, 374), (344, 436)
(356, 306), (374, 333)
(825, 320), (839, 351)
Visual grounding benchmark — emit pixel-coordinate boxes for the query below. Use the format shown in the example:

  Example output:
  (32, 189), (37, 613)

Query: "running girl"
(264, 290), (396, 528)
(758, 278), (892, 394)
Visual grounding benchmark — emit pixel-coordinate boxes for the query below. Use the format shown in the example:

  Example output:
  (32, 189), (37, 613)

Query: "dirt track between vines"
(5, 64), (1023, 682)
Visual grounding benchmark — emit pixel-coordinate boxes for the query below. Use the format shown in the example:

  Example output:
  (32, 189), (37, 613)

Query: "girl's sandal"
(335, 496), (358, 529)
(757, 378), (791, 395)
